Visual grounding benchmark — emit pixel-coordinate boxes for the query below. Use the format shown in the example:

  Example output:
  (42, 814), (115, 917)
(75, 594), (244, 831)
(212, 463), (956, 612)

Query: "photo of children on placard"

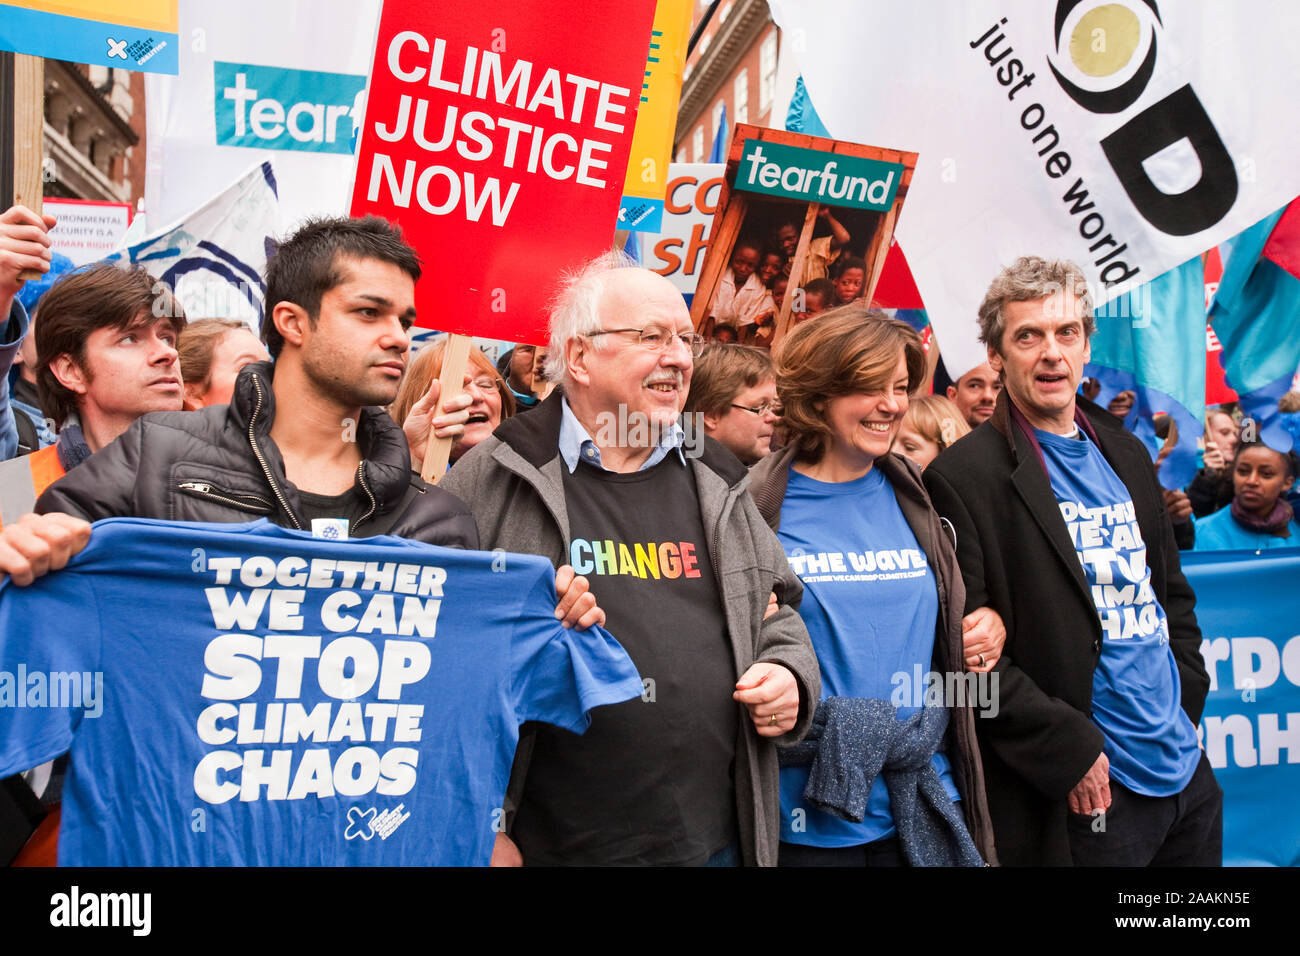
(699, 198), (883, 350)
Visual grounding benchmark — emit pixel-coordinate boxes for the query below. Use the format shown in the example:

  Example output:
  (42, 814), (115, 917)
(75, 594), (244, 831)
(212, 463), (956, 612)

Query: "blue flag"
(1210, 200), (1300, 452)
(1084, 257), (1207, 489)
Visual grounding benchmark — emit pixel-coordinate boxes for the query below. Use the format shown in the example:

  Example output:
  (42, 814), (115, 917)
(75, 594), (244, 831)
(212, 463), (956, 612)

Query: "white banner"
(770, 0), (1300, 377)
(43, 199), (132, 266)
(145, 0), (380, 233)
(110, 161), (280, 328)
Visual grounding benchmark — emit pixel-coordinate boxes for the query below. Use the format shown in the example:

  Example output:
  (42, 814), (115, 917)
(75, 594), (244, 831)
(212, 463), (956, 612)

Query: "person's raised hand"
(401, 378), (472, 471)
(0, 204), (56, 300)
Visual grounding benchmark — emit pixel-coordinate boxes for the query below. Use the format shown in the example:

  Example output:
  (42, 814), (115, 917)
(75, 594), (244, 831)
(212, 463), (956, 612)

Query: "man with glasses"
(684, 344), (780, 465)
(443, 254), (818, 867)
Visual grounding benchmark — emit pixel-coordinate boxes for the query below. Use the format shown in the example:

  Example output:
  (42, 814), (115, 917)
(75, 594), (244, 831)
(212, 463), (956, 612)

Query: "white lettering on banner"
(363, 30), (632, 227)
(192, 552), (445, 805)
(1198, 633), (1300, 768)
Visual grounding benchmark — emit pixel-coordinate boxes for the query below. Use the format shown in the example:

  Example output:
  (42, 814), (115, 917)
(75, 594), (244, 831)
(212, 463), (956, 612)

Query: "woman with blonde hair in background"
(178, 318), (270, 409)
(895, 394), (971, 470)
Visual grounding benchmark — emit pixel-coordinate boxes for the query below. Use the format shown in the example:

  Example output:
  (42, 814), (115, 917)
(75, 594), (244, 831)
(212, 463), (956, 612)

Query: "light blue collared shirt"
(558, 397), (686, 473)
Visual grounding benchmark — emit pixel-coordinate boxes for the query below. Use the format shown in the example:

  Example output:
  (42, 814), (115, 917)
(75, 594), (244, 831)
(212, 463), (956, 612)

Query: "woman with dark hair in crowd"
(748, 306), (1000, 867)
(178, 318), (269, 409)
(392, 339), (515, 472)
(1193, 440), (1300, 550)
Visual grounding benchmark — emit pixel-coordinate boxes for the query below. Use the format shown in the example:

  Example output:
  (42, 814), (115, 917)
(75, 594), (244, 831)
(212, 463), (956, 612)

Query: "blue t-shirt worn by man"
(776, 464), (958, 847)
(1035, 428), (1200, 796)
(0, 518), (643, 866)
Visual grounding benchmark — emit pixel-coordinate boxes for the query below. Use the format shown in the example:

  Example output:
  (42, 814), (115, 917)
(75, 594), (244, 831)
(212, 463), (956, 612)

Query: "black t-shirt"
(296, 486), (371, 528)
(513, 455), (738, 865)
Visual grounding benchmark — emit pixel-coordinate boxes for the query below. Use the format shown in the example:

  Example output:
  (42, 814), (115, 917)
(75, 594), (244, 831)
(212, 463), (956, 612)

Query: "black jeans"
(778, 835), (905, 867)
(1067, 752), (1222, 866)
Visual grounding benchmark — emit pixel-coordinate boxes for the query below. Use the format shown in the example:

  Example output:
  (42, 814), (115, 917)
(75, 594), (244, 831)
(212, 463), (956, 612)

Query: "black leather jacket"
(36, 362), (479, 548)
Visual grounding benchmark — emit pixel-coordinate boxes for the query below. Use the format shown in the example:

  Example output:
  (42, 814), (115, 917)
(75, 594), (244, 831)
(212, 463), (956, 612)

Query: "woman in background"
(895, 394), (971, 470)
(392, 340), (515, 471)
(1194, 441), (1299, 550)
(178, 319), (269, 409)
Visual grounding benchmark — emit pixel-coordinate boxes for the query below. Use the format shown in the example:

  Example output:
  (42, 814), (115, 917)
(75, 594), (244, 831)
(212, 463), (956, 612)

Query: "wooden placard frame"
(689, 124), (918, 350)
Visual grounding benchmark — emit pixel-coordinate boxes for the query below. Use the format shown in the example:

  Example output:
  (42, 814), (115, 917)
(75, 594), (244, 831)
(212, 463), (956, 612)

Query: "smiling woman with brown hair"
(747, 305), (1000, 867)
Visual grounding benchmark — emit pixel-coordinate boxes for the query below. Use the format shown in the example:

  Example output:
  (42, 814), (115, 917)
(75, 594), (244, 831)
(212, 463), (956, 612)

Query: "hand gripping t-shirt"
(776, 465), (958, 847)
(1035, 428), (1200, 796)
(0, 518), (643, 866)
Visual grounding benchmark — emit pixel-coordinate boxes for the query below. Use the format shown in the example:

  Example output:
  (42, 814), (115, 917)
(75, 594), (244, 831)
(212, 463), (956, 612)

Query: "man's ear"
(701, 409), (722, 432)
(565, 335), (591, 387)
(987, 344), (1003, 375)
(1082, 333), (1092, 366)
(946, 384), (958, 401)
(272, 301), (312, 352)
(50, 354), (89, 395)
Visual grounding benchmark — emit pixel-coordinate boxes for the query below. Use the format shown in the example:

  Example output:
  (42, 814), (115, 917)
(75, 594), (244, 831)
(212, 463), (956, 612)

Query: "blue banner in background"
(1185, 548), (1300, 866)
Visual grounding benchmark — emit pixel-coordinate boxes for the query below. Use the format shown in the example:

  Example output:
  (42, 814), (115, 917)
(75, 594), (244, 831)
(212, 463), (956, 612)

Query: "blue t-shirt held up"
(776, 464), (958, 847)
(1035, 428), (1200, 797)
(0, 518), (643, 866)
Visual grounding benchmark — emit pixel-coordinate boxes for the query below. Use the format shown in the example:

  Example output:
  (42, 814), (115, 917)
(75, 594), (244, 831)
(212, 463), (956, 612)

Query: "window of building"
(760, 32), (778, 116)
(693, 125), (704, 162)
(676, 146), (687, 164)
(711, 99), (726, 139)
(733, 69), (749, 125)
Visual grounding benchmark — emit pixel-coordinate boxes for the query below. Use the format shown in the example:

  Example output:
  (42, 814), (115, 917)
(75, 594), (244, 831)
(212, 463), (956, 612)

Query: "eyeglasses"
(731, 401), (783, 417)
(586, 325), (706, 358)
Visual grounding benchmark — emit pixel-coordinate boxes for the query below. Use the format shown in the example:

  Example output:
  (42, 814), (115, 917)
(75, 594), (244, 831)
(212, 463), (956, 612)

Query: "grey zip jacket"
(442, 392), (820, 866)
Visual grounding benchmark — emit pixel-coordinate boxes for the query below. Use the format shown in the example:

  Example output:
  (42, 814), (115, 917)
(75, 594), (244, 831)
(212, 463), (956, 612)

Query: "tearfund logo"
(736, 139), (903, 211)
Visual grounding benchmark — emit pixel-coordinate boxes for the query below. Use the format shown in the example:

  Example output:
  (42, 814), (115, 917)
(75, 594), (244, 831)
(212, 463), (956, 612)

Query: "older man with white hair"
(443, 252), (818, 867)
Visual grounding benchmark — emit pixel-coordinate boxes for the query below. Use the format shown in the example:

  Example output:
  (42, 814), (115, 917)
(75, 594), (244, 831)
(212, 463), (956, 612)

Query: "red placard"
(350, 2), (657, 344)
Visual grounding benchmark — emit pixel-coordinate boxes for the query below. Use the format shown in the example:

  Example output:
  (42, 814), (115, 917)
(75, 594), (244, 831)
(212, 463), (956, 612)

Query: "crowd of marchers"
(1, 198), (1296, 866)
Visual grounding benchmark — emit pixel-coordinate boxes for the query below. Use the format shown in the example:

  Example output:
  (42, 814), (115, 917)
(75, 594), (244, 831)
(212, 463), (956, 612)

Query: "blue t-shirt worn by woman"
(777, 463), (958, 848)
(1193, 505), (1300, 551)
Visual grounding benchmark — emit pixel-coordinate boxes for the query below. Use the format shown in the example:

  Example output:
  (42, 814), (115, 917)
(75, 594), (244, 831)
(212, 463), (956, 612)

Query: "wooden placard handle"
(420, 333), (472, 484)
(13, 53), (45, 282)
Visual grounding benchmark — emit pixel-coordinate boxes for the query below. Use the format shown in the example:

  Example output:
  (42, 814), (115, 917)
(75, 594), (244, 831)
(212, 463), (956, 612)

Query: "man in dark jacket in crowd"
(0, 215), (604, 863)
(443, 254), (819, 867)
(923, 256), (1218, 867)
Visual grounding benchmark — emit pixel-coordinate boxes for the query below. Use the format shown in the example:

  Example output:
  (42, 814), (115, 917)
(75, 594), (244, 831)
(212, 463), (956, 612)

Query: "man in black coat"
(923, 256), (1219, 866)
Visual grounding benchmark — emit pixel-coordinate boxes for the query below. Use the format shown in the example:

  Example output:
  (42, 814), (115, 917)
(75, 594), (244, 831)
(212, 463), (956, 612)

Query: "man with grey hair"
(922, 256), (1218, 866)
(442, 253), (818, 866)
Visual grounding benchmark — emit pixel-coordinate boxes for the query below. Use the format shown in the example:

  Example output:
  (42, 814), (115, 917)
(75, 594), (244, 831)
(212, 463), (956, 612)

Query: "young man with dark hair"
(37, 263), (187, 459)
(0, 214), (604, 866)
(2, 215), (600, 613)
